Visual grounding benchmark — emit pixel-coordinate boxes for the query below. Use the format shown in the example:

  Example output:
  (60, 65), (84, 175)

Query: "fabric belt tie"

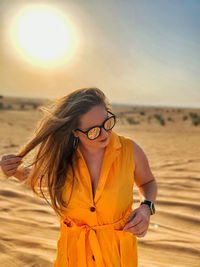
(61, 210), (136, 267)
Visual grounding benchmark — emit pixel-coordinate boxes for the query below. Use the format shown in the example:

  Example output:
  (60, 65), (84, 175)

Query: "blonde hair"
(17, 88), (111, 217)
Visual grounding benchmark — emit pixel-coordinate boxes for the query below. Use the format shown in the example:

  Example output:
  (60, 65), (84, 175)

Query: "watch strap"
(140, 200), (155, 215)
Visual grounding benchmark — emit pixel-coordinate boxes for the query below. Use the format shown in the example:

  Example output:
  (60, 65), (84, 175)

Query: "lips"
(100, 137), (108, 142)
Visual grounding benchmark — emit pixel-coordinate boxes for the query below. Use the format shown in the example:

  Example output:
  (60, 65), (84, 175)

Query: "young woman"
(0, 88), (157, 267)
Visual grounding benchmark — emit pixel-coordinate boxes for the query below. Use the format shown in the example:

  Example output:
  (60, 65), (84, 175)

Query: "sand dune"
(0, 103), (200, 266)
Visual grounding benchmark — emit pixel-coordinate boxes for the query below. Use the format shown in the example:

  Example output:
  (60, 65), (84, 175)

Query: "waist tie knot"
(59, 209), (137, 267)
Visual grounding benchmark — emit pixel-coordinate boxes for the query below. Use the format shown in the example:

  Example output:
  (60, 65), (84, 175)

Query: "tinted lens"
(87, 127), (101, 139)
(104, 117), (115, 130)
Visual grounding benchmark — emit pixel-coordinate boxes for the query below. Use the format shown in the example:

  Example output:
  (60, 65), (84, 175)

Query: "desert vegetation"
(1, 96), (200, 128)
(0, 95), (47, 110)
(113, 105), (200, 127)
(189, 112), (200, 126)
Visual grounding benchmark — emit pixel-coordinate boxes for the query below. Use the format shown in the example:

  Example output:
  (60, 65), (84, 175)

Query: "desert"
(0, 96), (200, 267)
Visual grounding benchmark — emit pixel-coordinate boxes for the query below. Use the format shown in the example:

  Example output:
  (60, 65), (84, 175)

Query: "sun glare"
(18, 11), (69, 60)
(9, 5), (79, 68)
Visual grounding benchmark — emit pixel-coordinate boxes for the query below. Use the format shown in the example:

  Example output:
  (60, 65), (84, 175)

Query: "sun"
(18, 10), (70, 60)
(9, 5), (79, 68)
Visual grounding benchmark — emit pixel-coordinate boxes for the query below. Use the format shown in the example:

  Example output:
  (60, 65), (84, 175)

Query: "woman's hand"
(0, 154), (23, 178)
(122, 204), (151, 238)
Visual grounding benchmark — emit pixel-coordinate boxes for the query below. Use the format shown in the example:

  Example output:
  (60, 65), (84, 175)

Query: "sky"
(1, 0), (200, 108)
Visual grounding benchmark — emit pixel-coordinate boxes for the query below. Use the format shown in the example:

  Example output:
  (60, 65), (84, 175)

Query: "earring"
(73, 136), (79, 149)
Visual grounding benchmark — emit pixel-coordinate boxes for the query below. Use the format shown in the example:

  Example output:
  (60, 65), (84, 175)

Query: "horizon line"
(1, 94), (200, 110)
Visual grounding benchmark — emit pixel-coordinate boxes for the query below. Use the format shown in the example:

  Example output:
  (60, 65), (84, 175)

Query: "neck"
(79, 143), (106, 157)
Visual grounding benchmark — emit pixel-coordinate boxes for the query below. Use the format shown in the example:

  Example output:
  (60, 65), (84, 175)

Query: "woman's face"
(73, 105), (112, 151)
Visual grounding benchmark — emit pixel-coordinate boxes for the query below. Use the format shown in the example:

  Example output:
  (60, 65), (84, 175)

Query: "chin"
(98, 136), (110, 146)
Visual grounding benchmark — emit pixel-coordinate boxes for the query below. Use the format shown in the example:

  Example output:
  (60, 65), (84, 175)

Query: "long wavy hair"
(17, 88), (111, 217)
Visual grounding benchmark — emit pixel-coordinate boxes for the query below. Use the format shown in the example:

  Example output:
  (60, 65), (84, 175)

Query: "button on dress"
(53, 130), (138, 267)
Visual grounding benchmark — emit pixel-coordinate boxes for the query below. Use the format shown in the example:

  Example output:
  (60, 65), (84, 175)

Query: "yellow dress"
(53, 130), (138, 267)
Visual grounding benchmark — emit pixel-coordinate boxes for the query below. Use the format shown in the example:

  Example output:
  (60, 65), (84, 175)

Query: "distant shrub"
(177, 109), (182, 112)
(183, 115), (188, 121)
(192, 119), (199, 126)
(0, 103), (3, 109)
(126, 117), (139, 125)
(189, 112), (200, 126)
(140, 111), (145, 116)
(192, 117), (200, 126)
(33, 104), (38, 109)
(189, 112), (198, 119)
(167, 117), (173, 121)
(154, 114), (165, 126)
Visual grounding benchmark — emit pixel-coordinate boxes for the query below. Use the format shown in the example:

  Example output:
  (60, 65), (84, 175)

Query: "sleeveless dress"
(53, 130), (138, 267)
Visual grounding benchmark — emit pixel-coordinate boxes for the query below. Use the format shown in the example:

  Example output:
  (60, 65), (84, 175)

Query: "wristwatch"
(140, 200), (155, 215)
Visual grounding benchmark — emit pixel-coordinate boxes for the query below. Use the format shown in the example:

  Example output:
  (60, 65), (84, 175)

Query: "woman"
(0, 88), (157, 267)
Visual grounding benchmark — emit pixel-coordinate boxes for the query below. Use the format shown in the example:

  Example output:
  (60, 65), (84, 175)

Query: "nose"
(100, 128), (109, 138)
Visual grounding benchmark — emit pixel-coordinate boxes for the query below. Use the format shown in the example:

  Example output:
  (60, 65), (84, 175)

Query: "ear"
(72, 129), (78, 137)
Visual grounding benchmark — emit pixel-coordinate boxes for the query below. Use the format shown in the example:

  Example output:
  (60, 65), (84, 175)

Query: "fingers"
(123, 211), (141, 231)
(123, 207), (150, 237)
(123, 220), (148, 237)
(1, 154), (22, 162)
(136, 229), (147, 238)
(126, 210), (136, 223)
(3, 162), (22, 171)
(0, 154), (23, 177)
(5, 167), (18, 176)
(1, 155), (23, 165)
(123, 219), (146, 233)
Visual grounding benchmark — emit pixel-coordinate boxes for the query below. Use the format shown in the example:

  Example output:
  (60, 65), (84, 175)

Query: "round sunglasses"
(75, 111), (116, 140)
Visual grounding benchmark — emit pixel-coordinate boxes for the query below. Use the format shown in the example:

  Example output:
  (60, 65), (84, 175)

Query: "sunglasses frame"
(75, 111), (116, 140)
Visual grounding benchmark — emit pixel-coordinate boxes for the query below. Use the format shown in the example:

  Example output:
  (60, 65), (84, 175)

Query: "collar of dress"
(76, 130), (122, 158)
(73, 130), (122, 203)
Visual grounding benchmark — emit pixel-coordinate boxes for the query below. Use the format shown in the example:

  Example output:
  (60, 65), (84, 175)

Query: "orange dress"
(53, 130), (138, 267)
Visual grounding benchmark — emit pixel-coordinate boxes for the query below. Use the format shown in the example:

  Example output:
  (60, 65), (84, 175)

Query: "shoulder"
(120, 137), (149, 168)
(113, 132), (149, 163)
(131, 140), (149, 170)
(116, 132), (155, 186)
(131, 140), (155, 187)
(116, 133), (144, 155)
(132, 140), (147, 163)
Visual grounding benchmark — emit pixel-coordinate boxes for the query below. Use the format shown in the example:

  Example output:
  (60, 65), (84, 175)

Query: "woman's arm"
(122, 141), (158, 237)
(132, 140), (158, 203)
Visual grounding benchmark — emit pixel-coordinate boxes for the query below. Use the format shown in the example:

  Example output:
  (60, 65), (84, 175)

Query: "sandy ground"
(0, 102), (200, 267)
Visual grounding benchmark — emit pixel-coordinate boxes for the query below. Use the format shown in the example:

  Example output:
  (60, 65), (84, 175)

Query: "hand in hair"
(0, 154), (23, 177)
(0, 154), (31, 183)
